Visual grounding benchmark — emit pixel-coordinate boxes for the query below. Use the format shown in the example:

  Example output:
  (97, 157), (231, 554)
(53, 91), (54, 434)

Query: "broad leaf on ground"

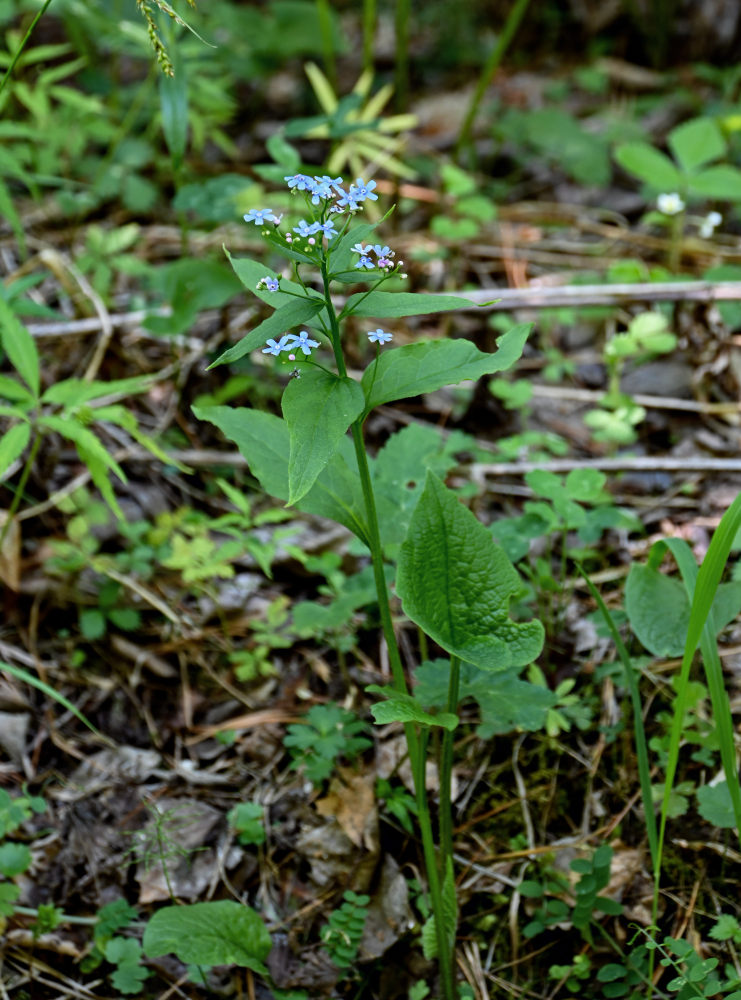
(142, 900), (271, 973)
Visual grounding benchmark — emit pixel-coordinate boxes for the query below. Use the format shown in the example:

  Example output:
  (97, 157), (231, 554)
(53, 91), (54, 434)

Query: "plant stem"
(315, 0), (337, 90)
(439, 655), (461, 863)
(455, 0), (533, 158)
(0, 429), (40, 549)
(362, 0), (376, 75)
(321, 263), (457, 997)
(394, 0), (410, 112)
(0, 0), (55, 99)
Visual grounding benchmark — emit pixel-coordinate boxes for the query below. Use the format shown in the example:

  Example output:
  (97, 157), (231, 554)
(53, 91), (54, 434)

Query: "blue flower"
(259, 276), (280, 291)
(285, 174), (314, 191)
(293, 330), (320, 355)
(336, 191), (360, 211)
(315, 174), (345, 194)
(293, 219), (321, 237)
(317, 221), (338, 240)
(244, 209), (279, 225)
(372, 244), (392, 258)
(354, 255), (375, 269)
(349, 178), (378, 202)
(309, 177), (334, 203)
(262, 335), (294, 356)
(367, 328), (392, 344)
(350, 242), (370, 255)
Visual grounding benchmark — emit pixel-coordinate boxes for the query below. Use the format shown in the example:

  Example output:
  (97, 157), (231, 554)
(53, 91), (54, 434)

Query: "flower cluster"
(262, 331), (320, 358)
(351, 242), (398, 271)
(700, 210), (722, 238)
(256, 276), (280, 292)
(284, 174), (378, 212)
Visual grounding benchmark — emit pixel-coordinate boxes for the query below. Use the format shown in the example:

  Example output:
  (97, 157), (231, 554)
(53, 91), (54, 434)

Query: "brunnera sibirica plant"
(159, 173), (545, 997)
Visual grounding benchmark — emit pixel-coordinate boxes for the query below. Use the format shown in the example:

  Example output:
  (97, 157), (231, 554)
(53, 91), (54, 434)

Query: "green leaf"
(0, 841), (31, 876)
(341, 290), (475, 320)
(371, 423), (459, 551)
(625, 564), (688, 657)
(0, 298), (40, 398)
(397, 473), (544, 670)
(193, 406), (367, 540)
(668, 117), (726, 173)
(142, 900), (271, 973)
(225, 248), (324, 308)
(282, 368), (365, 504)
(41, 375), (154, 407)
(80, 608), (106, 640)
(687, 165), (741, 200)
(0, 374), (36, 405)
(614, 142), (682, 190)
(39, 415), (127, 484)
(361, 324), (530, 412)
(366, 685), (458, 730)
(209, 297), (325, 368)
(697, 781), (736, 829)
(159, 64), (189, 168)
(0, 422), (30, 479)
(625, 564), (741, 657)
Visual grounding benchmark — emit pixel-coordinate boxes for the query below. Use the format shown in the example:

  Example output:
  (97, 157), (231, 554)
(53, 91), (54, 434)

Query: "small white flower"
(657, 192), (685, 216)
(700, 211), (722, 238)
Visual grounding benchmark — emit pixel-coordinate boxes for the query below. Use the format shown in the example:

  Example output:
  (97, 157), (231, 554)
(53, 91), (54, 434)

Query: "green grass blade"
(1, 661), (105, 739)
(578, 565), (658, 871)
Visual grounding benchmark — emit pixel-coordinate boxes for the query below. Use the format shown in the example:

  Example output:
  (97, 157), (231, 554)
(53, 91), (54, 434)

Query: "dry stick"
(447, 280), (741, 310)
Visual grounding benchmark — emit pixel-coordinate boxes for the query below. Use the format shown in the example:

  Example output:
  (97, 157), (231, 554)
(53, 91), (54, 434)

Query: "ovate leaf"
(397, 473), (544, 670)
(625, 564), (688, 657)
(697, 781), (736, 829)
(687, 165), (741, 201)
(142, 900), (271, 973)
(0, 841), (31, 876)
(366, 685), (458, 730)
(614, 142), (682, 190)
(668, 117), (725, 173)
(361, 323), (530, 412)
(193, 406), (368, 540)
(282, 368), (365, 504)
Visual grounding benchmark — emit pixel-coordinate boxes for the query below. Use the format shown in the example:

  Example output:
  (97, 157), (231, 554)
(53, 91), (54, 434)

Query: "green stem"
(413, 729), (457, 999)
(394, 0), (410, 112)
(439, 655), (461, 863)
(0, 428), (40, 549)
(0, 0), (55, 99)
(315, 0), (337, 90)
(321, 263), (456, 998)
(455, 0), (533, 158)
(362, 0), (376, 75)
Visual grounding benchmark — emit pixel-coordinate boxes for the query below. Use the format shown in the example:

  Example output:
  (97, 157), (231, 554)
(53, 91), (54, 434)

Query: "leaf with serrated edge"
(362, 324), (530, 414)
(397, 472), (544, 670)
